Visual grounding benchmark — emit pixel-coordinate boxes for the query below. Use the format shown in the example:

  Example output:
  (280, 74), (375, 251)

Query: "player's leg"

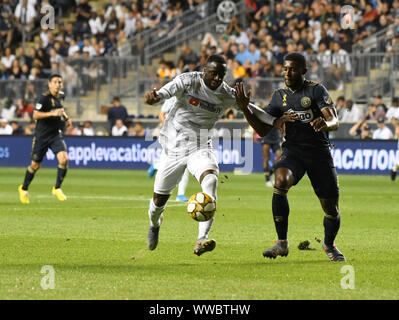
(19, 137), (47, 204)
(187, 149), (219, 256)
(308, 162), (345, 261)
(263, 151), (305, 259)
(391, 141), (399, 181)
(50, 137), (68, 201)
(19, 160), (41, 204)
(176, 168), (189, 202)
(147, 152), (186, 250)
(262, 143), (272, 186)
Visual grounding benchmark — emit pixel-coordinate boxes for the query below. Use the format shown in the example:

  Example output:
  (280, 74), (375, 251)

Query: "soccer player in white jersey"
(144, 55), (295, 256)
(148, 97), (190, 202)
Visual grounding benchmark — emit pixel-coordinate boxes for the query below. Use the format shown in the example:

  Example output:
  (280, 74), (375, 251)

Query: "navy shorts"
(31, 133), (67, 163)
(274, 144), (339, 199)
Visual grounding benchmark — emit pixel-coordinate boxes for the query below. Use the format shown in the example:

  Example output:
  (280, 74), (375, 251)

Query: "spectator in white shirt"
(14, 0), (37, 38)
(83, 120), (95, 136)
(340, 100), (364, 122)
(0, 118), (13, 135)
(112, 119), (127, 136)
(386, 97), (399, 121)
(1, 47), (15, 71)
(373, 117), (394, 140)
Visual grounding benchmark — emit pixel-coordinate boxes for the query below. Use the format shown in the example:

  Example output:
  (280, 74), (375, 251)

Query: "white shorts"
(154, 148), (219, 195)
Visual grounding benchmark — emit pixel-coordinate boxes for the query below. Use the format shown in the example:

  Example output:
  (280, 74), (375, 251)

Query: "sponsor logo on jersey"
(187, 95), (222, 114)
(288, 108), (314, 123)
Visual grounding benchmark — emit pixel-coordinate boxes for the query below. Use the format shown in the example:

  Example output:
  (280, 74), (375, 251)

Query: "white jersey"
(156, 72), (274, 155)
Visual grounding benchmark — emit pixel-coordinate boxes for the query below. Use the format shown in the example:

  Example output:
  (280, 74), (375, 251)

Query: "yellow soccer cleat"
(18, 185), (30, 204)
(52, 187), (67, 201)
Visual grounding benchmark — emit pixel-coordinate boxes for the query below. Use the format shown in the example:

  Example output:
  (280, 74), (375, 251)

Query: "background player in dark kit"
(18, 74), (72, 204)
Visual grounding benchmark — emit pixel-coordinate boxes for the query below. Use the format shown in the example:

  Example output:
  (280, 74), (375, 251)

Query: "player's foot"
(176, 194), (189, 202)
(265, 180), (274, 187)
(263, 240), (289, 259)
(322, 242), (346, 262)
(193, 238), (216, 256)
(390, 170), (396, 181)
(147, 215), (163, 250)
(18, 185), (30, 204)
(52, 187), (67, 201)
(147, 225), (160, 250)
(147, 164), (157, 178)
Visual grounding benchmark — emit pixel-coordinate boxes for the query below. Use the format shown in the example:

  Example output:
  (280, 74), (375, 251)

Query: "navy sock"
(22, 166), (36, 190)
(55, 166), (67, 189)
(272, 190), (290, 240)
(323, 215), (341, 247)
(264, 168), (270, 181)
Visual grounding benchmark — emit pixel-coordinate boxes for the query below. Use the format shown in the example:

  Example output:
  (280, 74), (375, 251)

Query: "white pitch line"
(33, 194), (186, 203)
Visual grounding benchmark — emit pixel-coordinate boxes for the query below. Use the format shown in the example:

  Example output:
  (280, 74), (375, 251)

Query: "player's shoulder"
(37, 91), (51, 103)
(304, 79), (320, 87)
(270, 86), (287, 99)
(220, 81), (236, 97)
(178, 71), (202, 82)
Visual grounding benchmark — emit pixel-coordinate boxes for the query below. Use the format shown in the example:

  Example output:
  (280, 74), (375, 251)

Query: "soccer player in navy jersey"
(235, 52), (345, 262)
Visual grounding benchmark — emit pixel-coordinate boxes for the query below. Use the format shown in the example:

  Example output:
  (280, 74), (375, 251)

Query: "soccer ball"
(187, 192), (216, 222)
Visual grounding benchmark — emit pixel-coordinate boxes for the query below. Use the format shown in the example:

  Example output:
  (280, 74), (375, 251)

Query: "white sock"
(197, 173), (218, 240)
(148, 198), (165, 227)
(200, 173), (218, 201)
(198, 217), (215, 241)
(177, 169), (189, 196)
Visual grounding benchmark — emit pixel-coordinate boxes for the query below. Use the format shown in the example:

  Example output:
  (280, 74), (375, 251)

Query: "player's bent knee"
(153, 193), (169, 207)
(320, 198), (340, 217)
(199, 170), (218, 184)
(30, 161), (41, 171)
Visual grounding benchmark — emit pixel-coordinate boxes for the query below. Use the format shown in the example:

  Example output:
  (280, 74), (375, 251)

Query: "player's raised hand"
(273, 111), (298, 135)
(310, 117), (327, 132)
(234, 82), (251, 111)
(145, 88), (161, 105)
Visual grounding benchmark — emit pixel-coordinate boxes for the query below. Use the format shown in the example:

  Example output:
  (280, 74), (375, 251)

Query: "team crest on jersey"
(301, 96), (311, 108)
(35, 103), (42, 110)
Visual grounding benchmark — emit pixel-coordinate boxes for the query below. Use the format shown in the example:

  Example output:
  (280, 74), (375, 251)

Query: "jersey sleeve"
(265, 90), (283, 118)
(156, 73), (193, 101)
(314, 84), (334, 110)
(35, 95), (50, 112)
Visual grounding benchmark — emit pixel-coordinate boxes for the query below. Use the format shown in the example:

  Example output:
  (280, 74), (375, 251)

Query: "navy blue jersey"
(266, 80), (334, 151)
(34, 91), (65, 140)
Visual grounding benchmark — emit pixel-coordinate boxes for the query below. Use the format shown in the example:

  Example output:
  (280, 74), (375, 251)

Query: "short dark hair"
(284, 52), (307, 70)
(206, 54), (226, 66)
(49, 73), (62, 82)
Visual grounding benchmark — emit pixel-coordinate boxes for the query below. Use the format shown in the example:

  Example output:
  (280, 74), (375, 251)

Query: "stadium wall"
(0, 137), (398, 175)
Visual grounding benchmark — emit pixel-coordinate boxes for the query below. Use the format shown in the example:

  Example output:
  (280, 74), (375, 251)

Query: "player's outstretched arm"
(234, 82), (297, 137)
(235, 82), (272, 136)
(145, 88), (161, 105)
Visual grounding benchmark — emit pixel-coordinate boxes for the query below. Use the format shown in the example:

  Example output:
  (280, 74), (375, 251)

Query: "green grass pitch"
(0, 167), (398, 300)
